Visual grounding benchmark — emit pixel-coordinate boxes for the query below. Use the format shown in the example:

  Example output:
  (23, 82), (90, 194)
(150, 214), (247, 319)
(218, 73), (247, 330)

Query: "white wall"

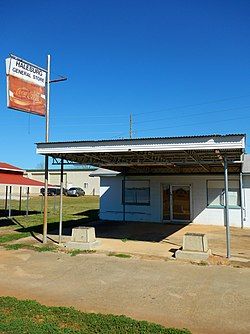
(0, 185), (29, 200)
(99, 174), (248, 227)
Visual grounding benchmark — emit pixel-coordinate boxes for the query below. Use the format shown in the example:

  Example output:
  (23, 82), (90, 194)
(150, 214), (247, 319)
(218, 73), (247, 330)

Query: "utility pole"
(129, 113), (132, 139)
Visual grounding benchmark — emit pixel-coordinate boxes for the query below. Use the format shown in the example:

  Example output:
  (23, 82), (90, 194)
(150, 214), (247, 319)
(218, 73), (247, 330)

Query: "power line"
(135, 105), (250, 125)
(51, 105), (249, 129)
(51, 114), (127, 120)
(50, 93), (250, 120)
(136, 114), (250, 134)
(133, 93), (250, 116)
(52, 121), (126, 127)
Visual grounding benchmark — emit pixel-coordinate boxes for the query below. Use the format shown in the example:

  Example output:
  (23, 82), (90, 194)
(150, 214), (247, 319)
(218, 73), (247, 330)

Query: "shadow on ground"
(0, 208), (188, 243)
(2, 210), (99, 236)
(0, 209), (41, 218)
(51, 219), (188, 243)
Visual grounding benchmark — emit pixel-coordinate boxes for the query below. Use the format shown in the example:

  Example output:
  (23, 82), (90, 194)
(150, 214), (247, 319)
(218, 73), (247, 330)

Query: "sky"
(0, 0), (250, 169)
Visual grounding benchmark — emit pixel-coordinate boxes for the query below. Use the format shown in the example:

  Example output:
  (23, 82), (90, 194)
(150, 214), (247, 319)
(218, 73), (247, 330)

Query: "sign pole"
(43, 55), (51, 243)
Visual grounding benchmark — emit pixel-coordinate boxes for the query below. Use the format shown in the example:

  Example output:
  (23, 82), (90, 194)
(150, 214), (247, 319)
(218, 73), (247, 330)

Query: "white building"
(25, 167), (100, 195)
(36, 134), (249, 228)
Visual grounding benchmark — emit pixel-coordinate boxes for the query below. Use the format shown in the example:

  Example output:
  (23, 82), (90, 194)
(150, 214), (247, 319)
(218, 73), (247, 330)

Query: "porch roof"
(36, 134), (246, 174)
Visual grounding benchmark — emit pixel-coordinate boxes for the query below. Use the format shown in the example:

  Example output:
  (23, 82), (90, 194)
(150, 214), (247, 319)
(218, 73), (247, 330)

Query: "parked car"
(40, 187), (67, 196)
(67, 187), (85, 197)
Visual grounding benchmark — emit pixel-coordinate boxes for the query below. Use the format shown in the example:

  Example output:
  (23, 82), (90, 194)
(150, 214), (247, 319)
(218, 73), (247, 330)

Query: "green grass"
(0, 232), (30, 243)
(68, 249), (96, 256)
(0, 196), (99, 242)
(0, 297), (191, 334)
(0, 195), (99, 230)
(108, 252), (132, 258)
(121, 238), (129, 242)
(3, 243), (57, 253)
(4, 243), (27, 250)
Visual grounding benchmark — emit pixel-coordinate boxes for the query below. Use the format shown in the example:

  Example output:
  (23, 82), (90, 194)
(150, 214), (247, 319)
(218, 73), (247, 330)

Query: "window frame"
(122, 180), (150, 206)
(206, 179), (241, 209)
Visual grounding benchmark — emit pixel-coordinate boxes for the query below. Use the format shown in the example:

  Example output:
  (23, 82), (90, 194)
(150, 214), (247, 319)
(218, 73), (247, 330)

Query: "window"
(123, 180), (150, 205)
(83, 183), (88, 189)
(207, 180), (240, 207)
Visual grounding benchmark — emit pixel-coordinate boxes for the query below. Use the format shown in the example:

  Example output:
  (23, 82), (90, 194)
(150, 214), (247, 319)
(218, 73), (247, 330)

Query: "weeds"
(68, 249), (96, 256)
(0, 296), (191, 334)
(0, 232), (30, 244)
(3, 243), (56, 253)
(108, 252), (131, 258)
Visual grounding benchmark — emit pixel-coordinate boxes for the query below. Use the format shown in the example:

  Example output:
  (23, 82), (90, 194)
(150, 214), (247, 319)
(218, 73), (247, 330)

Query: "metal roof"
(36, 134), (245, 175)
(0, 162), (24, 173)
(90, 168), (120, 177)
(0, 172), (46, 187)
(27, 166), (97, 172)
(36, 133), (246, 145)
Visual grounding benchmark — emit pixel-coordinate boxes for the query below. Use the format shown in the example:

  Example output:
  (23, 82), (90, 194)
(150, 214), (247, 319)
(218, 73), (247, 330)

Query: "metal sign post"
(43, 55), (51, 243)
(42, 55), (67, 243)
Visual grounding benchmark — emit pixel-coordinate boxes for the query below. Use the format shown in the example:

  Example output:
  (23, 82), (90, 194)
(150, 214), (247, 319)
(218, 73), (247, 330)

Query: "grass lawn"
(0, 297), (191, 334)
(0, 195), (99, 243)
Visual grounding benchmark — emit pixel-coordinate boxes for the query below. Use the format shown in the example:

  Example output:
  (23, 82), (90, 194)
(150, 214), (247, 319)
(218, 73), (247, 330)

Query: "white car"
(67, 187), (85, 197)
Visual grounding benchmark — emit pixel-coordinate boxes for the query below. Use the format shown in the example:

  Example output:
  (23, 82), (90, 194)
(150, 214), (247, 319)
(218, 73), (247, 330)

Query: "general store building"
(36, 134), (249, 228)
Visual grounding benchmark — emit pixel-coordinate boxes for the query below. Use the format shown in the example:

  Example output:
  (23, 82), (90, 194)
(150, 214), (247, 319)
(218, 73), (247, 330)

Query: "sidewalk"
(49, 223), (250, 263)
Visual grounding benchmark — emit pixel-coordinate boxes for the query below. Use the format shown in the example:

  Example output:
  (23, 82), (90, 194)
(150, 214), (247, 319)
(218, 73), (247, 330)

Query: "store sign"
(6, 56), (47, 116)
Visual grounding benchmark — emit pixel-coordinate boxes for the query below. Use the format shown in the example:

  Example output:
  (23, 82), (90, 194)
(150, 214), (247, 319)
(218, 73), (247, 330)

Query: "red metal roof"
(0, 172), (45, 187)
(0, 162), (24, 173)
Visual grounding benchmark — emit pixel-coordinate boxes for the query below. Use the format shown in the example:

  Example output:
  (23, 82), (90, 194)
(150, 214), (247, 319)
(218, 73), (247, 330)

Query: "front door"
(162, 185), (191, 222)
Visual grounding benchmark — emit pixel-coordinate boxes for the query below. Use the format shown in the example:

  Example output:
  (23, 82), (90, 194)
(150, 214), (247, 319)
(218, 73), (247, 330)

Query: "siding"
(99, 174), (247, 227)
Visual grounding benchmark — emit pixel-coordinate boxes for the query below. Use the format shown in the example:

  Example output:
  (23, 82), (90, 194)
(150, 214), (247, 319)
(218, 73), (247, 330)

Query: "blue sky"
(0, 0), (250, 168)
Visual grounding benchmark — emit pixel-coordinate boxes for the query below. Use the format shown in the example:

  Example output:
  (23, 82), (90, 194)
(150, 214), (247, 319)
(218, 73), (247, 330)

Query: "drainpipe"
(240, 172), (244, 229)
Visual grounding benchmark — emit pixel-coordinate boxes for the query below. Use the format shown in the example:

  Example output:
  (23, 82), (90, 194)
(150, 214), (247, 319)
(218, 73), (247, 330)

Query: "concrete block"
(176, 249), (211, 261)
(71, 227), (96, 243)
(183, 233), (209, 252)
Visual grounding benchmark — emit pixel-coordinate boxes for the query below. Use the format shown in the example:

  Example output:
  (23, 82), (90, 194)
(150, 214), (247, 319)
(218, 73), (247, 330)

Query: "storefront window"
(207, 180), (240, 207)
(123, 180), (150, 205)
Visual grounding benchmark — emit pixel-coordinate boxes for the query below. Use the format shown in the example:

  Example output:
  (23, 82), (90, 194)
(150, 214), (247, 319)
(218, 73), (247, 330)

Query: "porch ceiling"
(36, 134), (245, 174)
(49, 150), (242, 174)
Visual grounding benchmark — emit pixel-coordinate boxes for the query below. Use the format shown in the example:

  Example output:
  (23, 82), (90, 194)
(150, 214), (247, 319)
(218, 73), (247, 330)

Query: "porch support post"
(224, 157), (230, 258)
(26, 187), (29, 217)
(43, 154), (49, 243)
(59, 159), (64, 244)
(5, 186), (8, 211)
(122, 174), (126, 223)
(19, 187), (22, 212)
(240, 172), (244, 229)
(8, 186), (12, 218)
